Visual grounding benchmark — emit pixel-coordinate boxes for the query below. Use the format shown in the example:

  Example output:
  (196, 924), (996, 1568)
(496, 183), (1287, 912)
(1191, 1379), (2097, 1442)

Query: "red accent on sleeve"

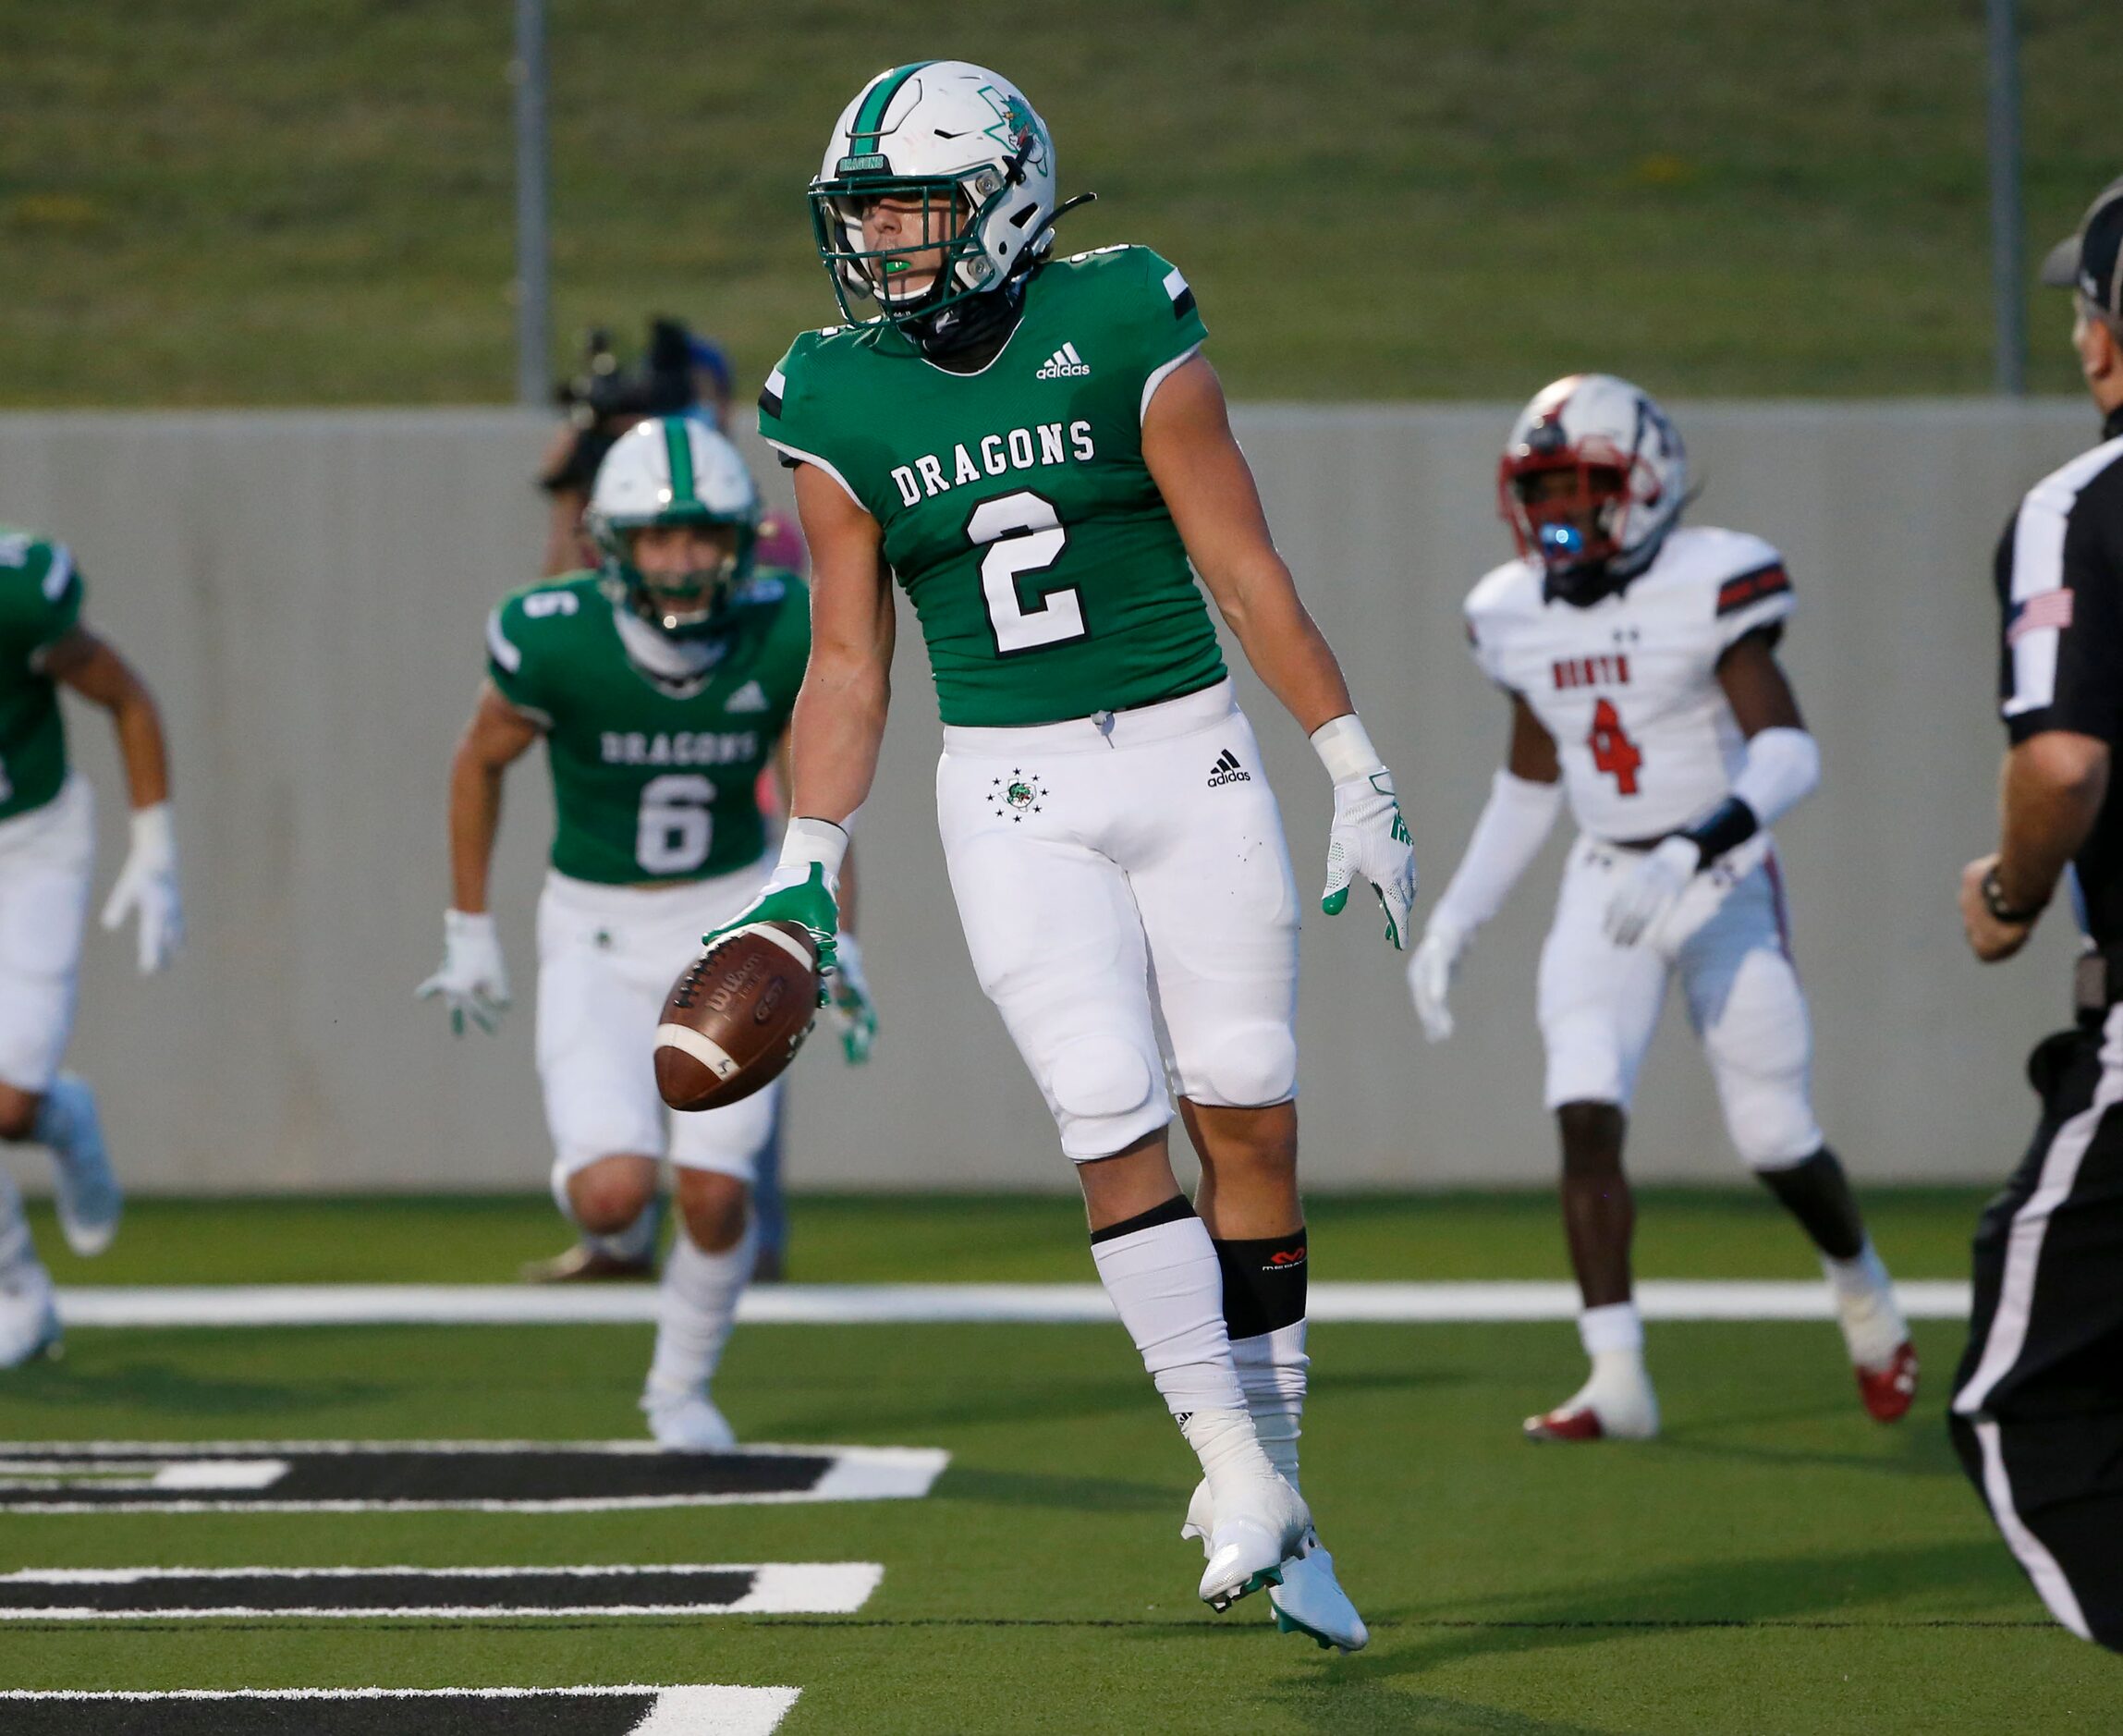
(1715, 563), (1791, 616)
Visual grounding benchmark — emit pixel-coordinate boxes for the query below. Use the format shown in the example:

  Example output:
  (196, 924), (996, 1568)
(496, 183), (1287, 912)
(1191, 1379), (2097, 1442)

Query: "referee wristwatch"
(1981, 864), (2049, 926)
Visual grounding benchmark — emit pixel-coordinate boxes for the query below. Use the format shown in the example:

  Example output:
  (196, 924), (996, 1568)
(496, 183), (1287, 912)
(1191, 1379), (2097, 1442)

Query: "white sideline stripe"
(0, 1561), (884, 1621)
(0, 1442), (947, 1514)
(0, 1685), (801, 1731)
(55, 1279), (1972, 1327)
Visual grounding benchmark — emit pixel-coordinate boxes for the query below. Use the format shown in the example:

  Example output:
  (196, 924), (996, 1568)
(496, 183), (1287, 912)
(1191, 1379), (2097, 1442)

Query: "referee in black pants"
(1953, 175), (2123, 1653)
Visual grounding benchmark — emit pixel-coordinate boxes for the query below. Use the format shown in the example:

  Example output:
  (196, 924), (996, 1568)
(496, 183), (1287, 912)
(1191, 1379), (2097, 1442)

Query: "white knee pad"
(1186, 1022), (1298, 1110)
(1729, 1082), (1824, 1170)
(1048, 1034), (1165, 1159)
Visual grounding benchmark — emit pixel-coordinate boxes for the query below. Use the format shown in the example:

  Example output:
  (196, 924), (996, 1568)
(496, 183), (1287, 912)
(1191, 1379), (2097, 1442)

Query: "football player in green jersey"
(733, 62), (1415, 1644)
(0, 528), (181, 1366)
(419, 417), (874, 1449)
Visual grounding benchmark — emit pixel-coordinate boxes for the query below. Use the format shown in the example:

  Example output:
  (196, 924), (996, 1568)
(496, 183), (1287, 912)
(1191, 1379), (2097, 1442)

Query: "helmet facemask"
(592, 515), (755, 640)
(810, 152), (1038, 349)
(1499, 435), (1669, 607)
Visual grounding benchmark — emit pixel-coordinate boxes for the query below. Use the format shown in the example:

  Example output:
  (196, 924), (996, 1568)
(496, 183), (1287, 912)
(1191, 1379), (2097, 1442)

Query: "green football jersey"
(485, 571), (809, 886)
(0, 528), (85, 825)
(760, 244), (1226, 728)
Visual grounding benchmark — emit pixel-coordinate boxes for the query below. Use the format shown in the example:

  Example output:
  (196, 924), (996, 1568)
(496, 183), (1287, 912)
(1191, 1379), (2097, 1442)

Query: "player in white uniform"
(1408, 375), (1918, 1441)
(0, 528), (183, 1366)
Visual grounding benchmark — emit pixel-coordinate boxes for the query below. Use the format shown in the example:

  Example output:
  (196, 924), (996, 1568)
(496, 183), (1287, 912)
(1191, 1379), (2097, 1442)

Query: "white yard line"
(0, 1686), (801, 1734)
(54, 1279), (1971, 1328)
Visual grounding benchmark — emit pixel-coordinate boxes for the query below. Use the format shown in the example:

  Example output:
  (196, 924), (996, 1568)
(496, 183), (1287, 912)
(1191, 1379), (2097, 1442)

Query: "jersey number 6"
(968, 489), (1088, 655)
(637, 774), (716, 875)
(1587, 697), (1644, 796)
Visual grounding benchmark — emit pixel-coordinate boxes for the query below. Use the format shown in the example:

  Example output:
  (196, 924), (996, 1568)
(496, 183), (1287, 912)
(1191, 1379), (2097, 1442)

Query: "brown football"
(653, 920), (821, 1112)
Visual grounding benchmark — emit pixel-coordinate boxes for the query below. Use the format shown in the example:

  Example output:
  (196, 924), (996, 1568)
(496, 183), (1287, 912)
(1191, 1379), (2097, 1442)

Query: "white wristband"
(1310, 714), (1385, 784)
(129, 801), (176, 857)
(444, 908), (496, 942)
(1729, 727), (1820, 830)
(778, 815), (850, 886)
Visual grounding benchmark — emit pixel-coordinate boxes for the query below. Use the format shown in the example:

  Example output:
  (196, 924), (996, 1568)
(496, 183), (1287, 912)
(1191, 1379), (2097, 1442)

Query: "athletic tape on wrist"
(1310, 714), (1384, 784)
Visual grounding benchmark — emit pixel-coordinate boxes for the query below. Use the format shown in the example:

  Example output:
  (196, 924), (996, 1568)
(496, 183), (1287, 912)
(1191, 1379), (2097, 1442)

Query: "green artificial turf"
(20, 1186), (1991, 1287)
(6, 1), (2113, 406)
(0, 1316), (2113, 1731)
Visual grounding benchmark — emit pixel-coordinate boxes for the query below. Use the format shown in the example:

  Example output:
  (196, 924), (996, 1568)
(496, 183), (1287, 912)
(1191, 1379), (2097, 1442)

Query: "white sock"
(31, 1075), (100, 1172)
(0, 1165), (32, 1275)
(646, 1213), (756, 1401)
(1091, 1210), (1248, 1419)
(1824, 1239), (1905, 1369)
(1179, 1407), (1282, 1513)
(1579, 1301), (1648, 1391)
(1232, 1321), (1308, 1497)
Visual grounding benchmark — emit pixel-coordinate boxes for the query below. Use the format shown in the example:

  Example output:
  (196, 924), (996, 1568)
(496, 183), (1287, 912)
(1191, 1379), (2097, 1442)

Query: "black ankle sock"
(1212, 1227), (1308, 1340)
(1088, 1193), (1194, 1245)
(1757, 1148), (1866, 1262)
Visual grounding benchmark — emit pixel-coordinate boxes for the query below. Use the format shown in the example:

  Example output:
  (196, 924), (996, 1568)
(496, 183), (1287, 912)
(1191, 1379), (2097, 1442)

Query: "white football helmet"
(1497, 373), (1688, 604)
(585, 415), (760, 637)
(810, 61), (1060, 350)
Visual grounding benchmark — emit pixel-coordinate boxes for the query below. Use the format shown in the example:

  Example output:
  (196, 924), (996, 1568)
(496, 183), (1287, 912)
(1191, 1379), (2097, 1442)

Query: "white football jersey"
(1464, 526), (1797, 839)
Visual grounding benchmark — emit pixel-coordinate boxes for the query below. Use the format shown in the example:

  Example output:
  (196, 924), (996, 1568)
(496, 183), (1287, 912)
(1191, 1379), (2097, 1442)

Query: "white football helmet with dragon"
(809, 61), (1071, 354)
(585, 415), (761, 638)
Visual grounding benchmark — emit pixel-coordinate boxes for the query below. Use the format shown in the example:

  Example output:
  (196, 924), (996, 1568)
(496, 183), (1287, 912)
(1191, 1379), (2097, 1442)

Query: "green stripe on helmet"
(661, 416), (697, 507)
(848, 61), (936, 153)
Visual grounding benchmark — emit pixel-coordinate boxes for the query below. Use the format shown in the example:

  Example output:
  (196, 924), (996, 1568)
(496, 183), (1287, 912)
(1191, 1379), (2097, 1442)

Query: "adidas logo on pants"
(1207, 749), (1251, 788)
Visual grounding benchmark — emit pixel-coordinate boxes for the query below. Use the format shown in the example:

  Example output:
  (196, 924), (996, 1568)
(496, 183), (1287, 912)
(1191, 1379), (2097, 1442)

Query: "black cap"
(2041, 176), (2123, 323)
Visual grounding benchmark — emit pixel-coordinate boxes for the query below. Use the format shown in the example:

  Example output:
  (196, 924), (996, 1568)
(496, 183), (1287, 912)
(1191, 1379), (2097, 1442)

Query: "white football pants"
(1538, 833), (1823, 1168)
(0, 775), (93, 1095)
(535, 864), (782, 1191)
(936, 679), (1301, 1162)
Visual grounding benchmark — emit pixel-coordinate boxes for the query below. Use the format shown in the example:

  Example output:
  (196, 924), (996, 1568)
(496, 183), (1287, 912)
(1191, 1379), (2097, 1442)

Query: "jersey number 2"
(1587, 698), (1643, 796)
(968, 490), (1088, 654)
(637, 774), (715, 874)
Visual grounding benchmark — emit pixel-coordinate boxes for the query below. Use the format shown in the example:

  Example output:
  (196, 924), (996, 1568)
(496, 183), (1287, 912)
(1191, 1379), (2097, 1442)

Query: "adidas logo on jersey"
(724, 679), (770, 714)
(1206, 749), (1251, 788)
(1035, 342), (1091, 379)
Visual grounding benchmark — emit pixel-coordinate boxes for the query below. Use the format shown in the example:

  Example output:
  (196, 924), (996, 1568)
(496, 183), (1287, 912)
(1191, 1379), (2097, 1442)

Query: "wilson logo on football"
(1035, 342), (1091, 379)
(1206, 749), (1251, 788)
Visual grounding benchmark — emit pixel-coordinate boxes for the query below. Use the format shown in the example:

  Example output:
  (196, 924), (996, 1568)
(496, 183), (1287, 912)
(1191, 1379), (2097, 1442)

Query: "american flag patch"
(2007, 588), (2074, 643)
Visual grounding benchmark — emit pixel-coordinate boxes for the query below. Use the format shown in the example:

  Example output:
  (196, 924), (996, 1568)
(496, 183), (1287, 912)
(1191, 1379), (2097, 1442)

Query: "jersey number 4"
(968, 489), (1088, 655)
(1588, 698), (1644, 796)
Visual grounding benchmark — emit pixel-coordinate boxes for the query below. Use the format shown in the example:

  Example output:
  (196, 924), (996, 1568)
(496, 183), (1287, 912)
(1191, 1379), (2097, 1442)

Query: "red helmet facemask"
(1497, 426), (1665, 605)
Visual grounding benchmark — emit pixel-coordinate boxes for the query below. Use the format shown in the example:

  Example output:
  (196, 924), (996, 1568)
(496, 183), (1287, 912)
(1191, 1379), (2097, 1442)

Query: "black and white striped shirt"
(1995, 406), (2123, 947)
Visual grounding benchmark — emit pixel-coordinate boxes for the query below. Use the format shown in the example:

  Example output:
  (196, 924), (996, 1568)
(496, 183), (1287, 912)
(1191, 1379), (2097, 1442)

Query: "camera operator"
(1952, 175), (2123, 1654)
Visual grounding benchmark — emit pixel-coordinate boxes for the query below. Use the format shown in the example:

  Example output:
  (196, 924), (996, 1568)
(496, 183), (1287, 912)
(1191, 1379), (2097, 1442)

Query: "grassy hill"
(6, 1), (2112, 406)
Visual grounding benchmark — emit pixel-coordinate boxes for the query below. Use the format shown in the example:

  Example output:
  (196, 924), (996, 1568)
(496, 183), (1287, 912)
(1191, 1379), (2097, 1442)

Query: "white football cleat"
(641, 1388), (737, 1452)
(46, 1077), (120, 1259)
(1523, 1367), (1660, 1443)
(1197, 1468), (1308, 1613)
(1184, 1479), (1369, 1651)
(0, 1265), (62, 1368)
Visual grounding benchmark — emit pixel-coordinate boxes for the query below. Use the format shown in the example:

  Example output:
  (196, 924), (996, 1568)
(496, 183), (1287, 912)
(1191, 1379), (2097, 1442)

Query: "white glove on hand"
(416, 909), (511, 1034)
(1604, 837), (1702, 949)
(1407, 917), (1470, 1044)
(1321, 771), (1419, 950)
(100, 802), (183, 975)
(825, 932), (878, 1065)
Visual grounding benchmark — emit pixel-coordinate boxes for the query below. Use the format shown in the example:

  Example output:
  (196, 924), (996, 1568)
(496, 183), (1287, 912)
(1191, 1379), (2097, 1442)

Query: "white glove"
(1321, 770), (1418, 950)
(99, 802), (183, 975)
(825, 931), (878, 1065)
(1604, 837), (1702, 949)
(417, 909), (511, 1034)
(1407, 917), (1470, 1044)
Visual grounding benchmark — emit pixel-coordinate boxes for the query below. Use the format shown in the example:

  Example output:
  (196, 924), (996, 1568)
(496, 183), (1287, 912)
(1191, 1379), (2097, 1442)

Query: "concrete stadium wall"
(0, 401), (2100, 1195)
